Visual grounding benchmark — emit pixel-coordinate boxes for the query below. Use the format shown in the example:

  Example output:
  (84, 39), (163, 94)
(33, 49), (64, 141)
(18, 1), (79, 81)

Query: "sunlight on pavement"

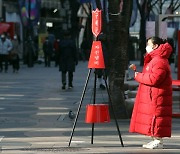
(0, 94), (24, 97)
(38, 107), (69, 110)
(38, 98), (65, 101)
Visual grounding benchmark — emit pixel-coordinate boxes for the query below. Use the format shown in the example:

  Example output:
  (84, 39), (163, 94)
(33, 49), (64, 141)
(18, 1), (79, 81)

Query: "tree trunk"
(108, 0), (132, 119)
(139, 16), (146, 66)
(136, 0), (147, 66)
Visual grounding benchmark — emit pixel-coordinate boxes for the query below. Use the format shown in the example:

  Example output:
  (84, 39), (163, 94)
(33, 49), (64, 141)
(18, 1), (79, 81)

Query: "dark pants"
(95, 69), (109, 79)
(62, 71), (73, 86)
(0, 54), (9, 72)
(55, 52), (59, 67)
(12, 55), (20, 71)
(44, 53), (51, 67)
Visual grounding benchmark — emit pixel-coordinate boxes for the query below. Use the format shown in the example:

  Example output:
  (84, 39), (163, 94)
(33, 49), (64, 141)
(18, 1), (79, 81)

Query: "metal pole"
(91, 71), (97, 144)
(68, 69), (92, 146)
(103, 70), (124, 147)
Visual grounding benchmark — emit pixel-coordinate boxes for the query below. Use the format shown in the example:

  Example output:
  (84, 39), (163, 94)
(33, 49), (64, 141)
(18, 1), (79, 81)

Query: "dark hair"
(147, 36), (167, 46)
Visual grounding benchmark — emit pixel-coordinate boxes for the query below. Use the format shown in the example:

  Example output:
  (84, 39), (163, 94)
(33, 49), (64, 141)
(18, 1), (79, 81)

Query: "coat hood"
(144, 43), (172, 65)
(150, 42), (172, 59)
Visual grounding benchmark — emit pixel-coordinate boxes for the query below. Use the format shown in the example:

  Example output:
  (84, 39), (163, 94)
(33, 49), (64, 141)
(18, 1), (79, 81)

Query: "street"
(0, 61), (180, 154)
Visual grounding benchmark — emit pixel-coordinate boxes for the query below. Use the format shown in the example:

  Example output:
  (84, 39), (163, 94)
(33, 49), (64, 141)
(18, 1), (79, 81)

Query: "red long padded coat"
(129, 43), (173, 137)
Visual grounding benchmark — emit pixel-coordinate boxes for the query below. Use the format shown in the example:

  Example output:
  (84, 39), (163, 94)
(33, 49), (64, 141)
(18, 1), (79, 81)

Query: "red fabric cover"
(129, 43), (173, 137)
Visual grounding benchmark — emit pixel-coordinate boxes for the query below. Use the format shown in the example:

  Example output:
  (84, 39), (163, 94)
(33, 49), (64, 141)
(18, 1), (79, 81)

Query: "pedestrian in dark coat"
(11, 35), (21, 73)
(59, 32), (78, 90)
(43, 37), (53, 67)
(95, 33), (109, 90)
(53, 39), (60, 67)
(129, 37), (173, 149)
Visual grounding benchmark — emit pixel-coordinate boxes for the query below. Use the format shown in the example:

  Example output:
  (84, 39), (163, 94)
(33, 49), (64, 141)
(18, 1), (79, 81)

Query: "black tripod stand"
(68, 68), (124, 147)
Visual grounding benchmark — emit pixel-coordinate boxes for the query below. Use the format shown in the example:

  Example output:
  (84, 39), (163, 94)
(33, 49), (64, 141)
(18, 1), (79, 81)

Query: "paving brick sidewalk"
(0, 61), (179, 153)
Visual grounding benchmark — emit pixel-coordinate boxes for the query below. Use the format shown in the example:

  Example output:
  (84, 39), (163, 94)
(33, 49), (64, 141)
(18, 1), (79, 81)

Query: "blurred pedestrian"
(80, 38), (90, 61)
(129, 37), (173, 149)
(95, 33), (109, 90)
(53, 38), (60, 67)
(0, 34), (13, 73)
(10, 35), (21, 73)
(43, 37), (53, 67)
(59, 31), (78, 90)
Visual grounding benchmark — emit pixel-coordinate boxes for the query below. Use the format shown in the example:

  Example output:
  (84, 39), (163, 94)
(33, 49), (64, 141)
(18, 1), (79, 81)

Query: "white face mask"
(146, 45), (153, 53)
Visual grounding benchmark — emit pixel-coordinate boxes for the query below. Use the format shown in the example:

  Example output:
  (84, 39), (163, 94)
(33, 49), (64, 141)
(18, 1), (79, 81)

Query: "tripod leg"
(91, 70), (97, 144)
(103, 70), (124, 147)
(68, 69), (92, 146)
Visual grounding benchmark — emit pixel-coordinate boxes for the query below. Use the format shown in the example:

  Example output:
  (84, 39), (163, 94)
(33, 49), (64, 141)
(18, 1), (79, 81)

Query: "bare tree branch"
(174, 4), (180, 11)
(173, 0), (179, 7)
(166, 0), (180, 12)
(174, 0), (180, 11)
(169, 0), (173, 8)
(81, 4), (90, 17)
(136, 0), (142, 16)
(158, 0), (164, 14)
(162, 0), (166, 5)
(151, 9), (156, 15)
(153, 4), (159, 14)
(151, 0), (159, 7)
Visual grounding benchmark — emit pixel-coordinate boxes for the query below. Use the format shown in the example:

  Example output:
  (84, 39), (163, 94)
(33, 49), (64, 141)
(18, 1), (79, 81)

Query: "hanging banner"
(88, 41), (105, 69)
(92, 8), (102, 37)
(18, 0), (41, 27)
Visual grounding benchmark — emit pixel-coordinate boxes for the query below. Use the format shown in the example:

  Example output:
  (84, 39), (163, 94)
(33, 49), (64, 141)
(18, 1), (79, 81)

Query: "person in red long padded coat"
(129, 37), (173, 149)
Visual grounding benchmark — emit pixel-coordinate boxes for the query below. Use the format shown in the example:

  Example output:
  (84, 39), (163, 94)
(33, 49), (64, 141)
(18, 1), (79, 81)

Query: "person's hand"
(134, 72), (138, 78)
(129, 64), (136, 71)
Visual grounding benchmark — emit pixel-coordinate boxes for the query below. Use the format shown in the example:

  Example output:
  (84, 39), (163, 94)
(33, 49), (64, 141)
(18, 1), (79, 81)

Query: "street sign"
(92, 8), (102, 37)
(88, 41), (105, 69)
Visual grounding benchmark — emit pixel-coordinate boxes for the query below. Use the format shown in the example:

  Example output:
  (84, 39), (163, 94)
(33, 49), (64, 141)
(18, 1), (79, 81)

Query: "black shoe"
(99, 84), (105, 90)
(62, 85), (66, 90)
